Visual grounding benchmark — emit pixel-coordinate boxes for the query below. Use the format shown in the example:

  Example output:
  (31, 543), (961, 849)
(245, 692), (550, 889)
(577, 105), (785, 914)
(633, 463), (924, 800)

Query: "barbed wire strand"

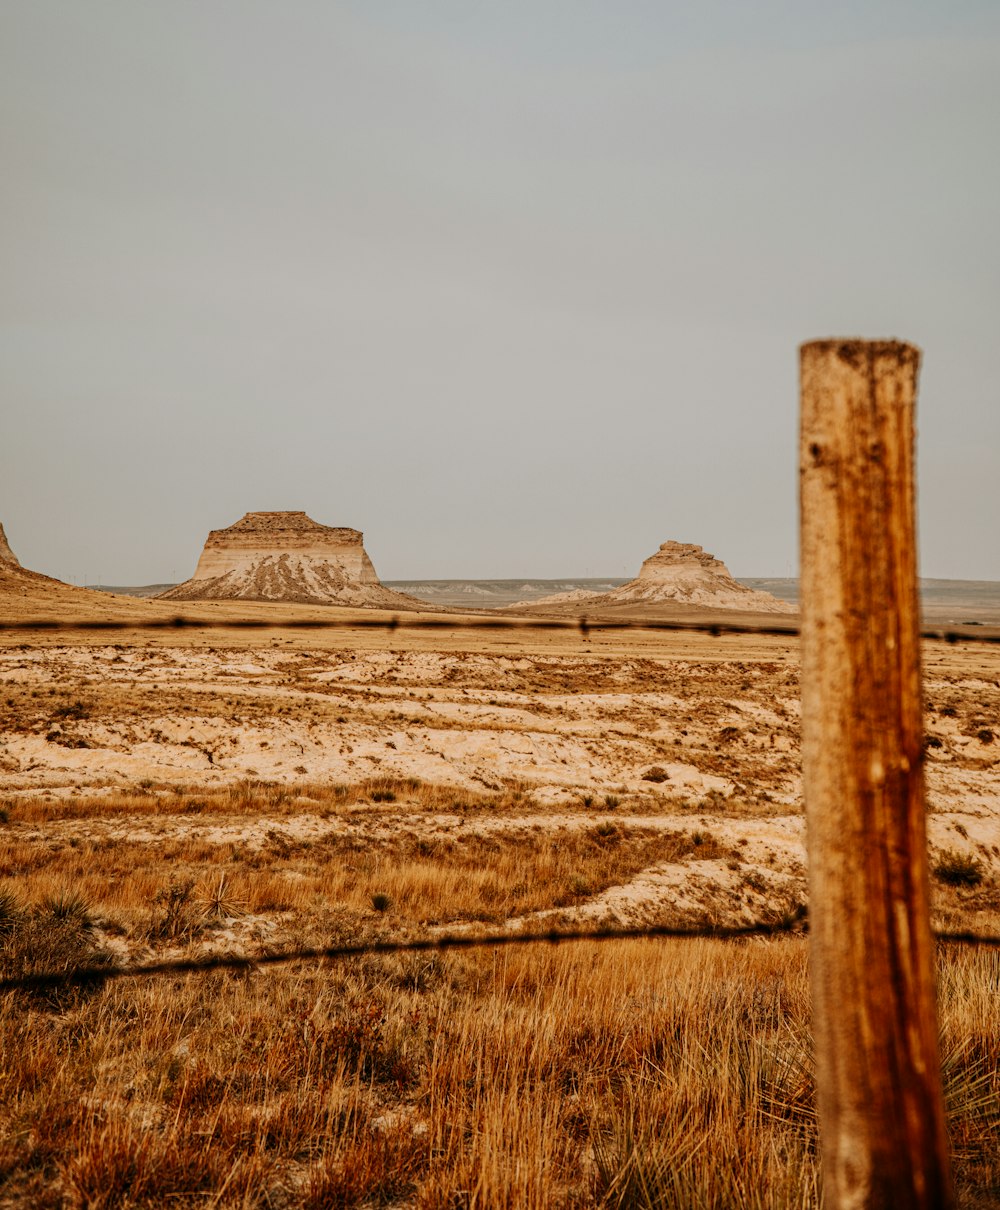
(6, 918), (799, 994)
(1, 614), (998, 644)
(3, 914), (999, 995)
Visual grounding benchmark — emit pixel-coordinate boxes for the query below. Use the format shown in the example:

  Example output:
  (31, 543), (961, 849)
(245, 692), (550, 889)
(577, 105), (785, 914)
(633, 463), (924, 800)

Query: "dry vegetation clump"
(0, 887), (115, 1010)
(935, 848), (987, 889)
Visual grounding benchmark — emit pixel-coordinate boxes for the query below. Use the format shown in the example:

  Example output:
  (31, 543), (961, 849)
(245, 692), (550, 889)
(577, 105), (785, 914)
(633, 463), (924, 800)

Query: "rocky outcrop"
(0, 522), (21, 568)
(159, 512), (422, 608)
(521, 541), (795, 614)
(0, 520), (83, 597)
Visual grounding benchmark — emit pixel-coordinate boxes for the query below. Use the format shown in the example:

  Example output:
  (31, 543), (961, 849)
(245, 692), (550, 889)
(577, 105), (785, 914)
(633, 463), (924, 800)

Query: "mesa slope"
(512, 541), (796, 616)
(159, 511), (424, 609)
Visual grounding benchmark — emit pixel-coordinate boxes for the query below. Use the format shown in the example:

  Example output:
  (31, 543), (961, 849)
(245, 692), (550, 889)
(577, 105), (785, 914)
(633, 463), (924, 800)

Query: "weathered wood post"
(799, 339), (953, 1209)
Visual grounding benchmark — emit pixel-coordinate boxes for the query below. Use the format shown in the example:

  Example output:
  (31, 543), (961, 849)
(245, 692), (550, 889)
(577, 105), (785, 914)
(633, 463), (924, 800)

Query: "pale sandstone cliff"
(0, 523), (21, 568)
(519, 541), (795, 614)
(0, 520), (92, 601)
(159, 512), (422, 608)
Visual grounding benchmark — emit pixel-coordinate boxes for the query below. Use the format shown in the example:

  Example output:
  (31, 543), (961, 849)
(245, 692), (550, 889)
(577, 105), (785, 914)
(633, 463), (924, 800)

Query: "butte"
(516, 541), (795, 615)
(158, 511), (423, 608)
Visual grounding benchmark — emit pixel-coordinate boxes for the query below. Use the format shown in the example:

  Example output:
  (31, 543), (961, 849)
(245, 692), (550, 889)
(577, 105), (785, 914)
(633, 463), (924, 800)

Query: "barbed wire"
(1, 915), (803, 994)
(1, 614), (998, 644)
(3, 912), (999, 995)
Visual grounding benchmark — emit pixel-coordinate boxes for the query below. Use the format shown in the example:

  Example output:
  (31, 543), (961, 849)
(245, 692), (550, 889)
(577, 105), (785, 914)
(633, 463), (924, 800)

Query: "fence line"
(5, 913), (1000, 996)
(1, 613), (998, 644)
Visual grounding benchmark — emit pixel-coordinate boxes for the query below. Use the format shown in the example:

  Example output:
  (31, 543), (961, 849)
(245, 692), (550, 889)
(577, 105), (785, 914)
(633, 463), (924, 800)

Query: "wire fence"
(5, 911), (1000, 995)
(1, 613), (999, 644)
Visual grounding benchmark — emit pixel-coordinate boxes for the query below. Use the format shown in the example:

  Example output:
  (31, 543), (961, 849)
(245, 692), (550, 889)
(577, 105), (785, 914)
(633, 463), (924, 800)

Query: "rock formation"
(0, 520), (87, 600)
(0, 522), (21, 569)
(520, 541), (795, 614)
(159, 512), (422, 608)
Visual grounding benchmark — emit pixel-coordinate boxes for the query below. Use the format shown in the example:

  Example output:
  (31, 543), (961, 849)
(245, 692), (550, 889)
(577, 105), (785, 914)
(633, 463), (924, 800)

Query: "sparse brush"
(934, 849), (985, 888)
(195, 874), (246, 920)
(0, 886), (24, 935)
(148, 877), (200, 941)
(41, 887), (93, 928)
(0, 891), (113, 1009)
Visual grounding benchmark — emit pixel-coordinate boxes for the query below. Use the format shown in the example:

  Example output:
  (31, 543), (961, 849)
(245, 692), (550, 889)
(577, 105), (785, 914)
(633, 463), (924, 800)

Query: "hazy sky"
(2, 2), (998, 584)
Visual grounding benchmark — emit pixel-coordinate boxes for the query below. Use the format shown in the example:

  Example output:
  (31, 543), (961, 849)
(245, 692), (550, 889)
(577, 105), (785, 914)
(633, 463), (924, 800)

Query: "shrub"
(641, 766), (669, 784)
(569, 874), (592, 897)
(0, 886), (24, 935)
(934, 849), (985, 888)
(0, 890), (114, 1008)
(195, 874), (246, 920)
(149, 878), (200, 941)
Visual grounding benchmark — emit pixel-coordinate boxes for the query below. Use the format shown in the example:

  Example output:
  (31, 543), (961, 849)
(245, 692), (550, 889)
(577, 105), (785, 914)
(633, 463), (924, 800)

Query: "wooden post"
(799, 340), (953, 1209)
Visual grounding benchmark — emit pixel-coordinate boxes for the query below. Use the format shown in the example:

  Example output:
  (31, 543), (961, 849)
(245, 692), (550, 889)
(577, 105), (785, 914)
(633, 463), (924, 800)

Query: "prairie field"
(1, 600), (999, 1207)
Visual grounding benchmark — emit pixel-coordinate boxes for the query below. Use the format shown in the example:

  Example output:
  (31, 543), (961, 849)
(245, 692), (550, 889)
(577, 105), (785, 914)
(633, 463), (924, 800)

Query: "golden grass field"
(1, 584), (999, 1207)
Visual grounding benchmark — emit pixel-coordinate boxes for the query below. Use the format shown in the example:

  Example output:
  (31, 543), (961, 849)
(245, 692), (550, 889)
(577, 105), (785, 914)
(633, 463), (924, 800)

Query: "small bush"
(149, 878), (200, 941)
(0, 887), (24, 935)
(0, 891), (114, 1008)
(641, 766), (669, 784)
(42, 888), (93, 927)
(371, 893), (392, 913)
(195, 875), (245, 920)
(934, 849), (984, 888)
(569, 874), (592, 897)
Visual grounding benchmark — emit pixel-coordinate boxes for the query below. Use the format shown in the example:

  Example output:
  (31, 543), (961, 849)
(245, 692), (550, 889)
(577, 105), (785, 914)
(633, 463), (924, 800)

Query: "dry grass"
(1, 618), (998, 1205)
(1, 776), (545, 824)
(2, 929), (999, 1208)
(0, 801), (735, 945)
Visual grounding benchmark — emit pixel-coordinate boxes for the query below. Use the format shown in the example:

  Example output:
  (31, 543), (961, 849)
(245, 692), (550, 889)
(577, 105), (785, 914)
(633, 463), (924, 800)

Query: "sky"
(2, 1), (998, 585)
